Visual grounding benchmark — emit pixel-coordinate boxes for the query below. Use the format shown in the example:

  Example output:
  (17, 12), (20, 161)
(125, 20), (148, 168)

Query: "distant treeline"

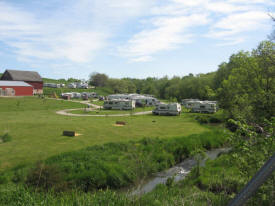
(90, 41), (274, 123)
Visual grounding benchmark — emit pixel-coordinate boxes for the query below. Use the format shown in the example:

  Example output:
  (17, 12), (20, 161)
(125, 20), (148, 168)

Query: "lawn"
(0, 97), (210, 171)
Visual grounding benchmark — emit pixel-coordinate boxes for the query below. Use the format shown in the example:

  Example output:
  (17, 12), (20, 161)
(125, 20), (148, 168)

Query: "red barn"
(0, 70), (43, 94)
(0, 81), (33, 96)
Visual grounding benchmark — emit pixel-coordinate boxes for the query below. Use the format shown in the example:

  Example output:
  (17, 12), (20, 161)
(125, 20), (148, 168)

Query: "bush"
(226, 119), (239, 132)
(0, 133), (12, 143)
(195, 116), (209, 124)
(26, 162), (66, 192)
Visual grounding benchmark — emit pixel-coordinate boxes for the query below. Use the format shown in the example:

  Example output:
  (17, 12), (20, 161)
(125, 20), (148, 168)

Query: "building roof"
(0, 81), (33, 87)
(1, 70), (43, 82)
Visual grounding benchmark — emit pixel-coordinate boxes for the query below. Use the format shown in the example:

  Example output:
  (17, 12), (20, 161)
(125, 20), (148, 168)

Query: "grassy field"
(0, 97), (211, 171)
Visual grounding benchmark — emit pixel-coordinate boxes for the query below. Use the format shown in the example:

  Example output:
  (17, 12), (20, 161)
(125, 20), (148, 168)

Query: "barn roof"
(2, 70), (43, 82)
(0, 80), (33, 87)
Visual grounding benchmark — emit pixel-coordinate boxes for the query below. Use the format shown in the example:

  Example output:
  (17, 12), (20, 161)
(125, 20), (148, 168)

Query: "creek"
(131, 147), (231, 196)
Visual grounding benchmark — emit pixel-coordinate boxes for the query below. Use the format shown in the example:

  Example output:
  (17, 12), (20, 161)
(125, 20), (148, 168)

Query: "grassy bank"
(0, 129), (228, 205)
(1, 121), (273, 206)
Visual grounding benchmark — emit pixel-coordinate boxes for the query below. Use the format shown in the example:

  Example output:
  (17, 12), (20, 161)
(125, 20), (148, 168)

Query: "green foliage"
(26, 162), (66, 192)
(89, 72), (109, 87)
(216, 41), (275, 123)
(10, 130), (227, 192)
(194, 110), (227, 124)
(0, 133), (12, 143)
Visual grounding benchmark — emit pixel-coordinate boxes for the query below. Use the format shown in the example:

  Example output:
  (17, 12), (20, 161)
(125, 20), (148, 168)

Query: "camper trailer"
(189, 101), (217, 113)
(153, 103), (181, 116)
(181, 99), (200, 107)
(103, 99), (135, 110)
(107, 94), (160, 107)
(67, 83), (76, 89)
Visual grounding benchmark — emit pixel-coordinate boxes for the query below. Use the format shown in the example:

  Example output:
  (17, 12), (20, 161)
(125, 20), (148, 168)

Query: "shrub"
(0, 133), (12, 143)
(195, 116), (209, 124)
(226, 119), (239, 132)
(26, 162), (66, 192)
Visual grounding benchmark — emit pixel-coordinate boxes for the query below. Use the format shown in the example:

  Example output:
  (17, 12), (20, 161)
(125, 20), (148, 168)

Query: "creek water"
(131, 147), (231, 196)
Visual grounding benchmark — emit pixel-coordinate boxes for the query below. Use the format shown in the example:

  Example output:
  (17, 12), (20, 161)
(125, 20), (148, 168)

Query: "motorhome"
(153, 103), (181, 116)
(103, 99), (135, 110)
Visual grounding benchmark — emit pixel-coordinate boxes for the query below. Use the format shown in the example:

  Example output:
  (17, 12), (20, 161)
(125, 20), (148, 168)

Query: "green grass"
(0, 97), (210, 171)
(90, 100), (104, 106)
(3, 130), (227, 193)
(70, 107), (155, 115)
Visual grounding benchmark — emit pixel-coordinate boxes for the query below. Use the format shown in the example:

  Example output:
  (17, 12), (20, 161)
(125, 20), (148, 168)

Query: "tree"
(89, 73), (108, 87)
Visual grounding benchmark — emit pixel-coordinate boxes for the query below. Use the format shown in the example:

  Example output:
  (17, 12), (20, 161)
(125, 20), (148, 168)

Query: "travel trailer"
(152, 103), (181, 116)
(67, 83), (76, 89)
(181, 99), (200, 107)
(103, 99), (135, 110)
(107, 94), (160, 107)
(189, 101), (217, 113)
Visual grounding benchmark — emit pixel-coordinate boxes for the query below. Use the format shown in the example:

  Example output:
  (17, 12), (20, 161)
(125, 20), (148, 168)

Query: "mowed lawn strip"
(0, 97), (209, 171)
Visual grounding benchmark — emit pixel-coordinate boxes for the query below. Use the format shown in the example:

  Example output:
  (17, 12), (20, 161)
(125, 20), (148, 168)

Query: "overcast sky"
(0, 0), (274, 79)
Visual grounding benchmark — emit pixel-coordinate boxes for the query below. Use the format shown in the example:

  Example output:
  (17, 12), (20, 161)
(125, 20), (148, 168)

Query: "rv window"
(109, 102), (113, 105)
(160, 107), (166, 110)
(200, 105), (205, 109)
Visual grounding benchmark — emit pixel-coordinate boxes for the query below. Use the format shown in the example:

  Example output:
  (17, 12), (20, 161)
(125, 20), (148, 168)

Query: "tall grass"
(20, 130), (228, 192)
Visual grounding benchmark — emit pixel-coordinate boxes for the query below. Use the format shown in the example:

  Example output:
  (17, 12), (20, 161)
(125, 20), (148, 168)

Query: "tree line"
(90, 41), (274, 123)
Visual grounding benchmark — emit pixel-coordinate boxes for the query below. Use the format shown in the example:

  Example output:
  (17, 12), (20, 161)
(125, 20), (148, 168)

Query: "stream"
(131, 147), (231, 196)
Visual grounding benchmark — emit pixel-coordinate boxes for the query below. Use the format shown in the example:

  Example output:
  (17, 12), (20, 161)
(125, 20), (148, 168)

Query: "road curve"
(54, 99), (152, 117)
(56, 108), (152, 117)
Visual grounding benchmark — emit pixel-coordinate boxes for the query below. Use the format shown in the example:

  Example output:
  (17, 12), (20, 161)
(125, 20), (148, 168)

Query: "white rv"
(181, 99), (200, 107)
(67, 83), (76, 89)
(153, 103), (181, 116)
(189, 101), (217, 113)
(107, 94), (160, 107)
(103, 99), (136, 110)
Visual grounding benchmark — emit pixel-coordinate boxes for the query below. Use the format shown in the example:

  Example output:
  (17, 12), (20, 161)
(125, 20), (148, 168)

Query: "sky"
(0, 0), (274, 80)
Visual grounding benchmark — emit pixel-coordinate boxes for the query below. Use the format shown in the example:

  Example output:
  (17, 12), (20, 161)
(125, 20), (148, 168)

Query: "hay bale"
(63, 131), (76, 137)
(116, 121), (126, 125)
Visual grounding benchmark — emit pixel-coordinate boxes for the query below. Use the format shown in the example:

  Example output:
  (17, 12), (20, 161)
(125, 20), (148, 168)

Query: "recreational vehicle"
(189, 101), (217, 113)
(181, 99), (200, 107)
(107, 94), (160, 107)
(153, 103), (181, 116)
(67, 83), (76, 89)
(103, 99), (135, 110)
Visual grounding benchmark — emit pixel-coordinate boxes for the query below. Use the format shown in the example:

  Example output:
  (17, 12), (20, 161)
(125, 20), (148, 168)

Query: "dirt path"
(53, 98), (152, 117)
(56, 108), (152, 117)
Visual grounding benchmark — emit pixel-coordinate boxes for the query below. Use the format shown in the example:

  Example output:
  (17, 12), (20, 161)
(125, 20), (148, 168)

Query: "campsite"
(0, 1), (274, 205)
